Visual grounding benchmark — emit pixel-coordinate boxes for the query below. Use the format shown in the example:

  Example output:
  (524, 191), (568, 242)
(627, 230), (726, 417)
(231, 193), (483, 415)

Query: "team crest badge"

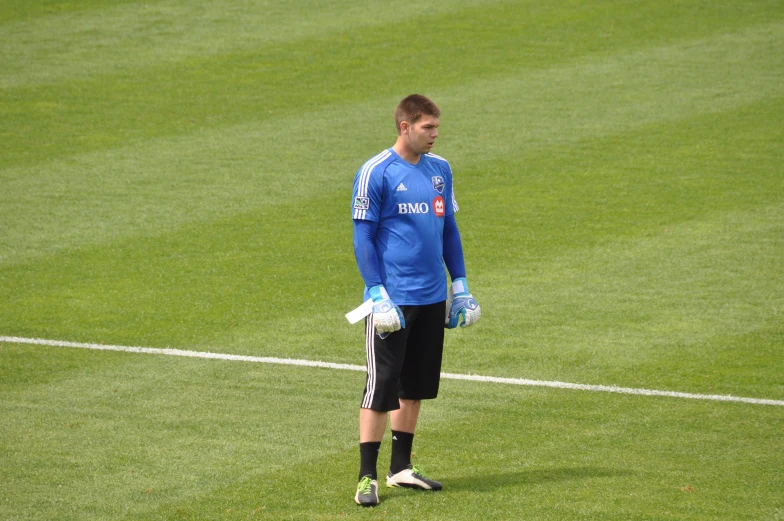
(431, 175), (445, 194)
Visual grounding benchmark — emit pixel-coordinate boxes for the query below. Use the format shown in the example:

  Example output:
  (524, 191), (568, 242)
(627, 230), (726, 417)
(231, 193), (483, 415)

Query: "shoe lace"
(410, 465), (430, 479)
(357, 476), (373, 494)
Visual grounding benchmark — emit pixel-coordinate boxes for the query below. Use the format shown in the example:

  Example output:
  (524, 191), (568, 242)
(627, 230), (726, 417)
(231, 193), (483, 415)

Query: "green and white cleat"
(354, 476), (379, 507)
(386, 465), (442, 491)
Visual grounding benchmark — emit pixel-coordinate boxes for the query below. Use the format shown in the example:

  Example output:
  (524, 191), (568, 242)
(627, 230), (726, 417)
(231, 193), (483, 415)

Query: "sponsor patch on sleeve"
(353, 196), (370, 210)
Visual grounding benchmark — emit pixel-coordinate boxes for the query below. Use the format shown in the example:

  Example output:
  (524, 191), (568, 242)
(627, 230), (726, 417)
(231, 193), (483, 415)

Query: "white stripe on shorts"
(362, 317), (376, 409)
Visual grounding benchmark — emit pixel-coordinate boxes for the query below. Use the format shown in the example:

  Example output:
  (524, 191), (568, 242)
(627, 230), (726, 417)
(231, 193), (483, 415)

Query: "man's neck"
(392, 140), (421, 165)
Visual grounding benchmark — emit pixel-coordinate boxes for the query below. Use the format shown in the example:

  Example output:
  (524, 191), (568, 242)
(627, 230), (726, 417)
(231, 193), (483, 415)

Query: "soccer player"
(351, 94), (481, 507)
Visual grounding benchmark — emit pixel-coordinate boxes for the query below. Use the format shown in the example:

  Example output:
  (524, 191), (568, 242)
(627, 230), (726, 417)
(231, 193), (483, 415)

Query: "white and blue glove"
(369, 285), (405, 338)
(446, 277), (481, 329)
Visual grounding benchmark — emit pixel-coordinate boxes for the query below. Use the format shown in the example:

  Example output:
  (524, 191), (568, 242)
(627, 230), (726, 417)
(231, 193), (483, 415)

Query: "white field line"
(2, 335), (783, 407)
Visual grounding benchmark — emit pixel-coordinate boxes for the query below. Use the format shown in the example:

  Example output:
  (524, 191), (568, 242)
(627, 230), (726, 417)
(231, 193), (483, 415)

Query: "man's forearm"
(443, 212), (466, 280)
(353, 219), (383, 288)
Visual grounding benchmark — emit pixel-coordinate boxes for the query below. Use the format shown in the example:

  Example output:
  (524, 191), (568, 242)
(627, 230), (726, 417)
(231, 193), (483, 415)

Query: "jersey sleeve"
(443, 212), (466, 280)
(352, 152), (387, 222)
(443, 161), (458, 216)
(352, 219), (383, 288)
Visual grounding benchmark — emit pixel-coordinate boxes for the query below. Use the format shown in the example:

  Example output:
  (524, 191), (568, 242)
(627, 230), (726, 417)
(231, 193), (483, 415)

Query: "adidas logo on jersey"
(396, 183), (407, 192)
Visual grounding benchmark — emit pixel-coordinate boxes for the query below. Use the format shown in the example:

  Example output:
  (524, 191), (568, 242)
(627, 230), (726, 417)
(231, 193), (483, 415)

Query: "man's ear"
(400, 120), (409, 135)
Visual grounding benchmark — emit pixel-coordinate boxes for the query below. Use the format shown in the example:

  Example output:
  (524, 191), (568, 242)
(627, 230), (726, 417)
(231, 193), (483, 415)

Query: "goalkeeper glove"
(369, 285), (405, 338)
(446, 277), (481, 329)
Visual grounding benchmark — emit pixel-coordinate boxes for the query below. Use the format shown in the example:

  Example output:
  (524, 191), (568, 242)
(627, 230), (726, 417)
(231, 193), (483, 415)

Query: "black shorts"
(361, 301), (446, 412)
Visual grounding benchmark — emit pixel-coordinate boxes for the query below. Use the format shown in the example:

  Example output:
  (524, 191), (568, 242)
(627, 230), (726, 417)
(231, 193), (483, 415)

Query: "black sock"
(359, 441), (381, 481)
(390, 430), (415, 474)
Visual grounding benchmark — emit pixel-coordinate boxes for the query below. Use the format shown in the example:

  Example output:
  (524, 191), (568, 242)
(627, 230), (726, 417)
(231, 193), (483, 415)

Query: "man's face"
(404, 115), (439, 155)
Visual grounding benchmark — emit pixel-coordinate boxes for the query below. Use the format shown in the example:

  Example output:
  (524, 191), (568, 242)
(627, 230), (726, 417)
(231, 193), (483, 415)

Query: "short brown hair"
(395, 94), (440, 134)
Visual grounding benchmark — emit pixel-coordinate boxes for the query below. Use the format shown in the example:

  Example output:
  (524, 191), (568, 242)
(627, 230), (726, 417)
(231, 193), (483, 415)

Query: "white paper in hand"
(445, 282), (454, 323)
(345, 299), (374, 324)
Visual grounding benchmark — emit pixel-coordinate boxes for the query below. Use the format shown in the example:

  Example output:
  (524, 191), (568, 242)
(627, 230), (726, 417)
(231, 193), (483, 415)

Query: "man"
(350, 94), (481, 507)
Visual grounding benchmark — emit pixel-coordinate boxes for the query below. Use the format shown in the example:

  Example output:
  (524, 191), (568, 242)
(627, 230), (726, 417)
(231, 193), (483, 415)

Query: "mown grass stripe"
(3, 23), (780, 268)
(2, 335), (782, 407)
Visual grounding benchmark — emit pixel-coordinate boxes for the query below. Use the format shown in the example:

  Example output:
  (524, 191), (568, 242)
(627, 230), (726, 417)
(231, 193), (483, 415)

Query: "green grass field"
(1, 1), (783, 519)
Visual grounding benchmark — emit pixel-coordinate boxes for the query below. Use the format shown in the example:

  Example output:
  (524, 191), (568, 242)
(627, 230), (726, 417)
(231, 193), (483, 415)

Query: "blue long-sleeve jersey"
(351, 148), (466, 305)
